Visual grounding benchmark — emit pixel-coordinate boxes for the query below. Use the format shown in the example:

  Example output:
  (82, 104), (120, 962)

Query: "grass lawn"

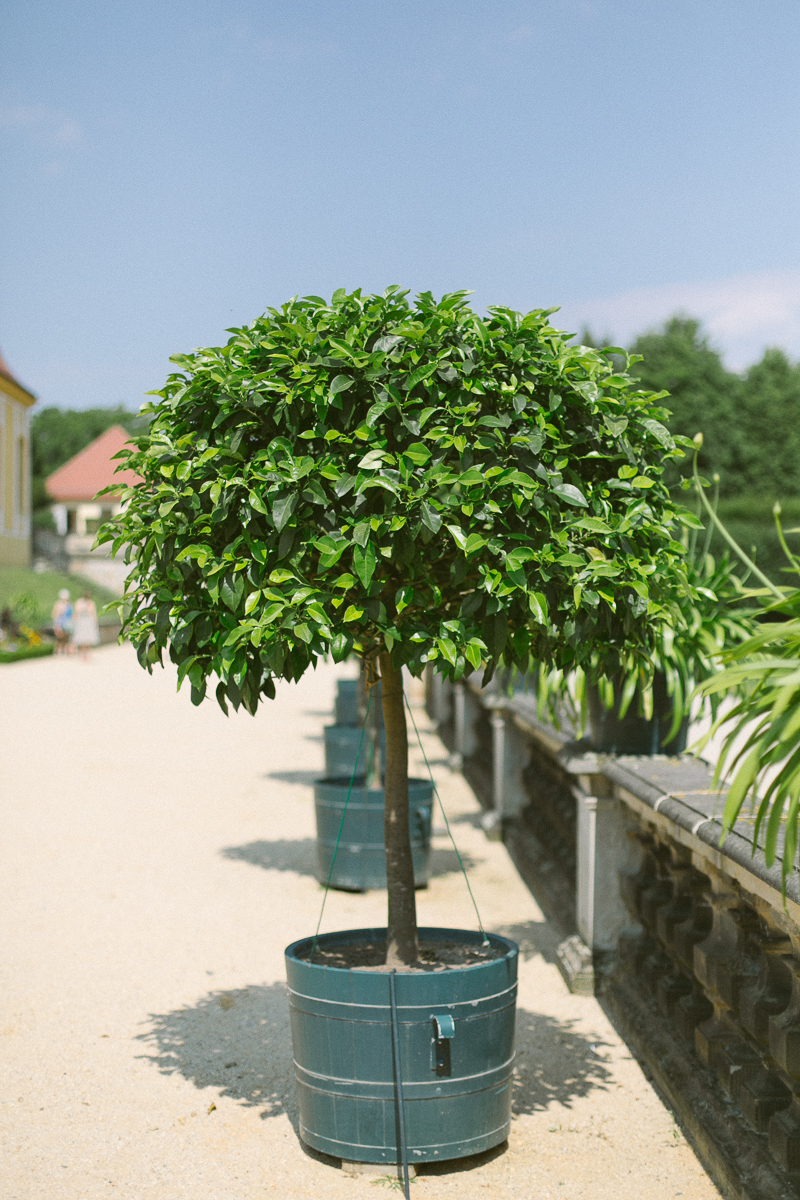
(0, 643), (54, 664)
(0, 567), (121, 628)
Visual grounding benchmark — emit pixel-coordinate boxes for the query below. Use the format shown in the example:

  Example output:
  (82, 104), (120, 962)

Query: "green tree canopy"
(628, 316), (740, 491)
(104, 288), (694, 716)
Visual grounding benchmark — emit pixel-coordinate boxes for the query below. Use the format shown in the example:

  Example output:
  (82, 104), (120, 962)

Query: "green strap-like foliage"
(100, 288), (694, 713)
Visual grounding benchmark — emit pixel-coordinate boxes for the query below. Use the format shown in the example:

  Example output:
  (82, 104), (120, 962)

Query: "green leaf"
(641, 418), (675, 450)
(343, 604), (364, 622)
(552, 482), (588, 507)
(353, 541), (377, 587)
(405, 362), (437, 391)
(353, 521), (371, 547)
(330, 374), (353, 394)
(420, 501), (442, 534)
(529, 592), (548, 624)
(674, 509), (704, 529)
(465, 640), (484, 669)
(272, 494), (297, 532)
(220, 573), (245, 611)
(176, 544), (210, 566)
(331, 632), (351, 661)
(244, 589), (261, 615)
(574, 517), (611, 533)
(357, 448), (390, 470)
(506, 546), (537, 572)
(445, 525), (468, 551)
(334, 474), (356, 497)
(438, 638), (458, 666)
(402, 442), (432, 465)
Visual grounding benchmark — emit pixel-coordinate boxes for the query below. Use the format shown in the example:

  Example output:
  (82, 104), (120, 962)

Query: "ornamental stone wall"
(428, 669), (800, 1200)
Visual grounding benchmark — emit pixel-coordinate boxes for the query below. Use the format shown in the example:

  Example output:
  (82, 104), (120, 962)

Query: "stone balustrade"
(427, 669), (800, 1199)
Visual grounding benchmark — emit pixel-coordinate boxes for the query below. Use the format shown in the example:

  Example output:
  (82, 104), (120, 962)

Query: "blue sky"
(2, 0), (800, 410)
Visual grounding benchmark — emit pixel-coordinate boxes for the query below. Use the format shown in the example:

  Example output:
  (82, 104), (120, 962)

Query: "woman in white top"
(71, 591), (100, 660)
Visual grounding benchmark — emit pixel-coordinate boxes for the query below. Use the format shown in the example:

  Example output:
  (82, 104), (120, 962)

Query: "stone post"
(450, 682), (480, 771)
(488, 702), (528, 823)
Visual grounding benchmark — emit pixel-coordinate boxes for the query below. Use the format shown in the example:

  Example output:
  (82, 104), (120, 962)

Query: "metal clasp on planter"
(431, 1014), (455, 1076)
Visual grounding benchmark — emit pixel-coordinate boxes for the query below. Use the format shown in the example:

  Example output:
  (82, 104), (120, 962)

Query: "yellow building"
(0, 351), (36, 567)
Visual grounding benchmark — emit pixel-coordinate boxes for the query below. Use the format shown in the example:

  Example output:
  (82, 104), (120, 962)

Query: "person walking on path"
(70, 591), (100, 661)
(51, 588), (73, 655)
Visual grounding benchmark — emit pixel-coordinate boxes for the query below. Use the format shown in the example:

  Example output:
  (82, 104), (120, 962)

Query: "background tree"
(628, 316), (740, 491)
(735, 348), (800, 496)
(102, 288), (693, 965)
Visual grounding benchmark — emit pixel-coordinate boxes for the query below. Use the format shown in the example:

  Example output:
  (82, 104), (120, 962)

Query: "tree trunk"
(379, 652), (419, 966)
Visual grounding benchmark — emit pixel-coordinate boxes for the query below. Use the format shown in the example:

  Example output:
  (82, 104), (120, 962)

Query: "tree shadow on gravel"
(136, 991), (612, 1172)
(490, 919), (563, 966)
(221, 838), (318, 876)
(136, 983), (298, 1126)
(512, 1008), (614, 1116)
(220, 838), (477, 881)
(263, 769), (321, 785)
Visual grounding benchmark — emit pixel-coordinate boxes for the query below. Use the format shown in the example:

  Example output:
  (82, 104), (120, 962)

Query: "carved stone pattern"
(619, 809), (800, 1173)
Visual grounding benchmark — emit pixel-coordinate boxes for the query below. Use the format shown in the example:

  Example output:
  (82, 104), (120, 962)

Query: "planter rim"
(314, 775), (433, 788)
(285, 925), (517, 978)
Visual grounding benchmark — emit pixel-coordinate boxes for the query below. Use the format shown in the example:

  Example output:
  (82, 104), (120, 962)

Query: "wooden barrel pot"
(285, 926), (518, 1164)
(314, 778), (433, 891)
(323, 724), (386, 780)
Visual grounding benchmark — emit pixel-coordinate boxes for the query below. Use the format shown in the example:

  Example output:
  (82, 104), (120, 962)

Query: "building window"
(66, 509), (77, 534)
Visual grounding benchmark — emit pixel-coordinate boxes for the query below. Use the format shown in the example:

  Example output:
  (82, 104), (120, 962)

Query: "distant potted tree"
(103, 287), (691, 1166)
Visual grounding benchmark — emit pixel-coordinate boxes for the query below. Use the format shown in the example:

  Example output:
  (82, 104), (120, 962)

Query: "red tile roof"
(46, 425), (142, 502)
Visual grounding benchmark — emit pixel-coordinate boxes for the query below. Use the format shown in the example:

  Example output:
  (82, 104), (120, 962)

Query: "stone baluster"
(768, 948), (800, 1175)
(654, 858), (696, 1020)
(656, 859), (694, 950)
(618, 830), (655, 925)
(739, 928), (793, 1050)
(637, 841), (680, 994)
(672, 868), (713, 975)
(693, 877), (744, 1071)
(735, 925), (793, 1133)
(639, 841), (675, 934)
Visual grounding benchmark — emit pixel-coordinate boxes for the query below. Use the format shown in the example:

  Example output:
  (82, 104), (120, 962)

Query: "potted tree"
(102, 287), (692, 1167)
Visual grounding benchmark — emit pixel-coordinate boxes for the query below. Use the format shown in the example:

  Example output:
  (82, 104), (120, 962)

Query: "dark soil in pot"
(300, 936), (506, 971)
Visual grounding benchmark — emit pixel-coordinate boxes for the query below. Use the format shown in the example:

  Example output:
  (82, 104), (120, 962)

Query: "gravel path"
(1, 644), (722, 1199)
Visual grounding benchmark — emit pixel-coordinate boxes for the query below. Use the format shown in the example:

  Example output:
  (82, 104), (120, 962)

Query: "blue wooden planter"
(285, 926), (518, 1164)
(335, 679), (359, 727)
(324, 724), (385, 779)
(314, 778), (432, 891)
